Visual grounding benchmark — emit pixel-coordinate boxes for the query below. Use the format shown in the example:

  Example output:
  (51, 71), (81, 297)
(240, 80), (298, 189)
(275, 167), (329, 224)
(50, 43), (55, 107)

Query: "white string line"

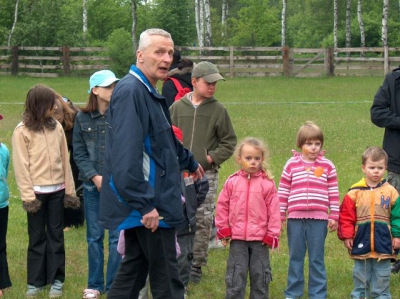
(1, 100), (371, 105)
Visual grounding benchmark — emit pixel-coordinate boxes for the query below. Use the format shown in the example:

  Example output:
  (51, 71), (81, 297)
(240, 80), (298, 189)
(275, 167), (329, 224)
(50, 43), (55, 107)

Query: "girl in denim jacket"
(73, 70), (120, 299)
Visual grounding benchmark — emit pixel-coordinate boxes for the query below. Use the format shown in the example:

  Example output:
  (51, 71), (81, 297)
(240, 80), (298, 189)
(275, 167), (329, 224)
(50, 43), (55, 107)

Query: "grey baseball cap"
(192, 61), (224, 83)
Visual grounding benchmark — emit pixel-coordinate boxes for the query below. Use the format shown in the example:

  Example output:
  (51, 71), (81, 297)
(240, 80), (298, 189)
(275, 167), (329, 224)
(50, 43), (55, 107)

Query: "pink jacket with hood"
(215, 169), (281, 245)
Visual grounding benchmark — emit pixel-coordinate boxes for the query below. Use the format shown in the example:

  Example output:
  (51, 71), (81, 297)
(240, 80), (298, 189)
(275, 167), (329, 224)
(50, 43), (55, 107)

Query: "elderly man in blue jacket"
(99, 28), (204, 299)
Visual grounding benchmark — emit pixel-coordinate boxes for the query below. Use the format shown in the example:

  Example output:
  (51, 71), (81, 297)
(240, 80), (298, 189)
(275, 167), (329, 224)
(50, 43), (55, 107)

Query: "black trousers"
(0, 206), (11, 289)
(27, 190), (65, 287)
(107, 226), (184, 299)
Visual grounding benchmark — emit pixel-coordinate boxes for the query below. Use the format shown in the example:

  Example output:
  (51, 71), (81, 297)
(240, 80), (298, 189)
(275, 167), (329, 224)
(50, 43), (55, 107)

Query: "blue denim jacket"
(73, 110), (106, 182)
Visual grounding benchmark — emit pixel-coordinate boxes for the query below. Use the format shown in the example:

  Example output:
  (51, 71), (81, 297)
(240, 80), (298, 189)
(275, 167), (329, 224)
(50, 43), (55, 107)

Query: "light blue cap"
(88, 70), (119, 93)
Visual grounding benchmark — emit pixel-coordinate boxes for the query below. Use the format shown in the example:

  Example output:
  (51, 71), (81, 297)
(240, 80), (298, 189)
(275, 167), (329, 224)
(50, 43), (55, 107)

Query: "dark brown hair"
(22, 85), (57, 131)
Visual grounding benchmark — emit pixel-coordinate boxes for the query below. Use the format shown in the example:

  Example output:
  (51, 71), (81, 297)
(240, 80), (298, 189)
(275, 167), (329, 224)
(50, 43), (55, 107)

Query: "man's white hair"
(138, 28), (173, 51)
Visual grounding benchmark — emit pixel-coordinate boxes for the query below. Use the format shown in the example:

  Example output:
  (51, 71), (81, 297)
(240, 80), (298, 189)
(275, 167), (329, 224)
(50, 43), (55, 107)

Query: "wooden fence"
(1, 45), (400, 78)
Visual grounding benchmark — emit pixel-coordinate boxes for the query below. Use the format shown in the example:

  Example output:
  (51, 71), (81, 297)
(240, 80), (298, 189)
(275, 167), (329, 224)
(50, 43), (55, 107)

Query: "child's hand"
(344, 239), (353, 250)
(221, 238), (230, 246)
(393, 237), (400, 250)
(281, 220), (286, 232)
(327, 220), (338, 232)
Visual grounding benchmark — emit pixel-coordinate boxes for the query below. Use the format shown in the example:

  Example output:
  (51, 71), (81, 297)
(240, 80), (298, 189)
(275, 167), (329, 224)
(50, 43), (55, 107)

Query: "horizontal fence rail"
(0, 45), (399, 78)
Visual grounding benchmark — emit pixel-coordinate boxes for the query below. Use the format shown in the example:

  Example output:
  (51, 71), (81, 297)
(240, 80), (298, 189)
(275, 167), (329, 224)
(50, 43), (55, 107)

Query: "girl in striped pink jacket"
(278, 121), (339, 299)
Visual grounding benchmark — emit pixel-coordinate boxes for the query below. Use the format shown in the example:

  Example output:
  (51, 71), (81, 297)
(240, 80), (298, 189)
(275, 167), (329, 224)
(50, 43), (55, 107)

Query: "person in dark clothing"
(54, 95), (85, 230)
(371, 67), (400, 273)
(99, 28), (204, 299)
(172, 125), (209, 291)
(162, 49), (194, 107)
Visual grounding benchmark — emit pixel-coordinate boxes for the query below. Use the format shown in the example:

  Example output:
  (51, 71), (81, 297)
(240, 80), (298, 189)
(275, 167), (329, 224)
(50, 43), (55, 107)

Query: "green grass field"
(1, 75), (400, 298)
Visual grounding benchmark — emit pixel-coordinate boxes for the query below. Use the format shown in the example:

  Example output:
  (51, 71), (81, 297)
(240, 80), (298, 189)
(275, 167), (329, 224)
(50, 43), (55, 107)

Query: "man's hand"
(192, 164), (205, 181)
(344, 238), (353, 250)
(141, 209), (160, 232)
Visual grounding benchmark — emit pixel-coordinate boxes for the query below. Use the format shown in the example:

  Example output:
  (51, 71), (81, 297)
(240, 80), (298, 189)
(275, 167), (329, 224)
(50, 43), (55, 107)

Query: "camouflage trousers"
(388, 172), (400, 194)
(192, 169), (218, 268)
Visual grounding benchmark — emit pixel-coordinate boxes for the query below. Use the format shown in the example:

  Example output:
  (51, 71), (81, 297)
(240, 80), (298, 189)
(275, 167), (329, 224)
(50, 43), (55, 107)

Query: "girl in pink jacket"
(215, 137), (281, 299)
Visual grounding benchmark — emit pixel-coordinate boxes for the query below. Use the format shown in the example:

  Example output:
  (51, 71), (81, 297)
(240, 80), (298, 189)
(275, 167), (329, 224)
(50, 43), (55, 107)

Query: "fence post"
(11, 46), (18, 76)
(384, 45), (389, 75)
(229, 46), (234, 79)
(282, 46), (290, 77)
(62, 46), (70, 76)
(325, 47), (334, 77)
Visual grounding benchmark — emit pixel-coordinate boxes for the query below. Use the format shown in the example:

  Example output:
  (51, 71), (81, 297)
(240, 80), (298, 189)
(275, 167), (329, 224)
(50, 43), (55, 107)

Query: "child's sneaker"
(26, 285), (43, 297)
(49, 280), (63, 298)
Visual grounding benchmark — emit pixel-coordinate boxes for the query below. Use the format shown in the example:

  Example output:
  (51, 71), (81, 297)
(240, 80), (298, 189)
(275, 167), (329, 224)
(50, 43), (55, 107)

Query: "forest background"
(0, 0), (398, 67)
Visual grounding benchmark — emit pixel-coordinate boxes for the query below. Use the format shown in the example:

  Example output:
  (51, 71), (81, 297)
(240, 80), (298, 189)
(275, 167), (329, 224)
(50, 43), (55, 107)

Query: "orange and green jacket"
(338, 178), (400, 260)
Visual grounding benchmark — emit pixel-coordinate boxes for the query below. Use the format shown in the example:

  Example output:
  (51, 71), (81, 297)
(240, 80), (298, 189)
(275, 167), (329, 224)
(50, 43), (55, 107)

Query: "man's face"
(136, 35), (174, 86)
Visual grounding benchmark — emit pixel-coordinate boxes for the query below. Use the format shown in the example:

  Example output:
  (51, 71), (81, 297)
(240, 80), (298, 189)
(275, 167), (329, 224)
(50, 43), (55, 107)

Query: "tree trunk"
(281, 0), (286, 47)
(7, 0), (20, 47)
(333, 0), (338, 55)
(131, 0), (137, 54)
(357, 0), (365, 57)
(346, 0), (351, 57)
(195, 0), (204, 48)
(204, 0), (212, 47)
(83, 0), (88, 33)
(221, 0), (228, 37)
(382, 0), (389, 48)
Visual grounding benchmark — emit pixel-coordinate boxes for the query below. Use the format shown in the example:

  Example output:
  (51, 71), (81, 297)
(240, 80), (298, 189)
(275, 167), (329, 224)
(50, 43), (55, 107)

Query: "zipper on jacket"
(370, 187), (375, 253)
(244, 173), (251, 240)
(189, 109), (197, 151)
(43, 128), (54, 182)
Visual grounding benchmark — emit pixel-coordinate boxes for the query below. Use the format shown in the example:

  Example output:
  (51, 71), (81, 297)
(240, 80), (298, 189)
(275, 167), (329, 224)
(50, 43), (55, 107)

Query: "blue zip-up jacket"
(0, 143), (10, 209)
(99, 65), (199, 231)
(73, 111), (106, 181)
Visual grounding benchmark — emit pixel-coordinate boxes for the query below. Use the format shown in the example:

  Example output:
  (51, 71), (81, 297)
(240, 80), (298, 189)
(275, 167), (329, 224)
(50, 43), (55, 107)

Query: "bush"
(106, 28), (135, 77)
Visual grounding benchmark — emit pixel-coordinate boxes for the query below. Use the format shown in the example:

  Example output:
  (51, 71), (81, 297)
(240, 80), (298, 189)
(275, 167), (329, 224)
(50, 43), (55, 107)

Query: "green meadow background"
(1, 75), (399, 298)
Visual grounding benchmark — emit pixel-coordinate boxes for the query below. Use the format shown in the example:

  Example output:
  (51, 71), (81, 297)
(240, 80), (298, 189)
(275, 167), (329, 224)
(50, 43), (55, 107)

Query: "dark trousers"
(0, 206), (11, 289)
(107, 226), (184, 299)
(225, 240), (271, 299)
(27, 190), (65, 287)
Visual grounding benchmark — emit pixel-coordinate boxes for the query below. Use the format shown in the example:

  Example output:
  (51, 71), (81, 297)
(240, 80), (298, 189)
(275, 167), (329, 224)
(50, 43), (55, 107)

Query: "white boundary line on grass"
(1, 100), (371, 105)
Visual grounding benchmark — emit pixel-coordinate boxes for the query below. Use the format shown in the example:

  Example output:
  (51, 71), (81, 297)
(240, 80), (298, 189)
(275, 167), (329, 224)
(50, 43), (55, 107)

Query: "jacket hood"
(168, 66), (193, 77)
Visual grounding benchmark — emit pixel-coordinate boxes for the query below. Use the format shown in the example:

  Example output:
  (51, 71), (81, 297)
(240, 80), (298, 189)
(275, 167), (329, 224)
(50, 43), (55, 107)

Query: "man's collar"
(129, 65), (157, 94)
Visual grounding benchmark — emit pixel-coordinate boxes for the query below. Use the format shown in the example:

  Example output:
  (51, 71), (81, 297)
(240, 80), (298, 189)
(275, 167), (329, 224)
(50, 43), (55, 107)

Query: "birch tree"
(346, 0), (352, 56)
(204, 0), (212, 46)
(7, 0), (20, 47)
(281, 0), (287, 47)
(131, 0), (137, 54)
(357, 0), (365, 56)
(83, 0), (88, 33)
(382, 0), (389, 47)
(221, 0), (228, 37)
(195, 0), (204, 48)
(333, 0), (338, 52)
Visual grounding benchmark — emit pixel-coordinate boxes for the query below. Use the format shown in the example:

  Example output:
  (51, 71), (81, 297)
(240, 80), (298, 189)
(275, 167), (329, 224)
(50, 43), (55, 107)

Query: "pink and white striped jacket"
(278, 150), (339, 221)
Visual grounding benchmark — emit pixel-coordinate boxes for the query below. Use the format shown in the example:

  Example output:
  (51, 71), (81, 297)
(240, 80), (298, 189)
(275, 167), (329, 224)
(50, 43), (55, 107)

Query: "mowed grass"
(1, 75), (400, 299)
